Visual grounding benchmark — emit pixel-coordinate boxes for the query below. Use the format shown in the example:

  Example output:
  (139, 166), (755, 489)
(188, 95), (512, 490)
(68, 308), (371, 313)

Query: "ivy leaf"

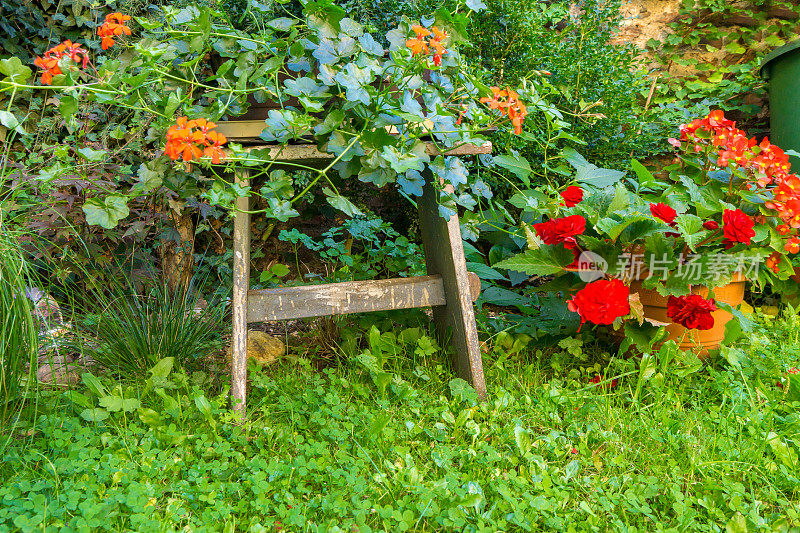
(59, 95), (78, 119)
(400, 91), (423, 118)
(134, 161), (164, 193)
(312, 38), (340, 64)
(265, 198), (299, 222)
(472, 179), (493, 200)
(358, 166), (394, 187)
(359, 33), (384, 56)
(313, 109), (345, 136)
(398, 170), (425, 197)
(284, 76), (331, 112)
(260, 109), (313, 142)
(326, 131), (365, 161)
(334, 63), (374, 105)
(382, 144), (428, 174)
(304, 0), (346, 37)
(456, 193), (477, 209)
(0, 110), (26, 136)
(82, 196), (130, 229)
(340, 18), (363, 37)
(77, 147), (107, 161)
(493, 154), (532, 185)
(323, 187), (362, 217)
(260, 170), (294, 199)
(0, 57), (32, 84)
(268, 17), (296, 31)
(494, 245), (574, 275)
(386, 26), (407, 51)
(431, 156), (468, 188)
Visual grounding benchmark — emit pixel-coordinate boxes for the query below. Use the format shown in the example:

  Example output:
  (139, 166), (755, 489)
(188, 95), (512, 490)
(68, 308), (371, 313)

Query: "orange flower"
(98, 13), (132, 50)
(785, 237), (800, 254)
(34, 40), (89, 85)
(406, 36), (429, 56)
(411, 25), (431, 38)
(405, 24), (447, 65)
(766, 252), (781, 274)
(480, 86), (527, 135)
(165, 117), (227, 164)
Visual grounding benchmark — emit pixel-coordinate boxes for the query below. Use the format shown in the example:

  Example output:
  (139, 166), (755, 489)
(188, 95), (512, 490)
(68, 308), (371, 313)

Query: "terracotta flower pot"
(628, 273), (746, 356)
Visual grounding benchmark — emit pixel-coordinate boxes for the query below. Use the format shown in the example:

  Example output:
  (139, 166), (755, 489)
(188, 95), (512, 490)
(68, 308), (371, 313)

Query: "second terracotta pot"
(628, 273), (746, 356)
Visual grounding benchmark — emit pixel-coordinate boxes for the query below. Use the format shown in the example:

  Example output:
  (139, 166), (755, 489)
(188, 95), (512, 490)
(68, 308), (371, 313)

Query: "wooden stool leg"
(232, 170), (251, 418)
(419, 180), (487, 398)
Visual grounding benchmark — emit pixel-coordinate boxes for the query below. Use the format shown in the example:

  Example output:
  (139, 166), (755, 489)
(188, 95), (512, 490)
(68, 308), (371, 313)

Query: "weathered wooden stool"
(221, 125), (490, 416)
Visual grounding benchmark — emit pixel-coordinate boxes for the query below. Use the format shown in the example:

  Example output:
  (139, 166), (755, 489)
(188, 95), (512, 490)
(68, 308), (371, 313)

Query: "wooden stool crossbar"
(229, 137), (490, 416)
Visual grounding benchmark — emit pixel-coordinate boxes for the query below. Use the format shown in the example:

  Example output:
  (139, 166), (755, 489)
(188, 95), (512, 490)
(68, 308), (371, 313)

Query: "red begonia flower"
(567, 278), (630, 327)
(766, 252), (781, 274)
(666, 294), (716, 330)
(560, 186), (584, 208)
(650, 203), (677, 224)
(722, 209), (755, 248)
(533, 215), (586, 251)
(703, 220), (719, 231)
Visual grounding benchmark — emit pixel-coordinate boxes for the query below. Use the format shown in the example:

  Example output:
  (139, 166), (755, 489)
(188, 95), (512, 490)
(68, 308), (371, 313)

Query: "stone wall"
(609, 0), (800, 132)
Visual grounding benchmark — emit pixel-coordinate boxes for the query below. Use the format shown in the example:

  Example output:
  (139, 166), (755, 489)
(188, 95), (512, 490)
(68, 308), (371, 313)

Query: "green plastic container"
(760, 40), (800, 170)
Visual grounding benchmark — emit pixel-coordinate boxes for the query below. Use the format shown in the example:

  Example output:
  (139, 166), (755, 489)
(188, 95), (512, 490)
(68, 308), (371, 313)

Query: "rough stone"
(74, 354), (99, 368)
(227, 330), (285, 365)
(37, 363), (81, 386)
(37, 354), (73, 367)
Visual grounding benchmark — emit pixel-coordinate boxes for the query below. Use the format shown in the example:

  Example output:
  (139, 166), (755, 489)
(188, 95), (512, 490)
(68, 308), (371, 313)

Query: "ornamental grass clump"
(74, 276), (227, 379)
(495, 110), (800, 340)
(0, 230), (38, 429)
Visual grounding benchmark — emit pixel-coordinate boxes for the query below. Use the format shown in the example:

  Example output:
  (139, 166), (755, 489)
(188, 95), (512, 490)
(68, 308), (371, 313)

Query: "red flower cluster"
(650, 202), (677, 224)
(534, 215), (585, 251)
(165, 117), (227, 164)
(98, 13), (132, 50)
(589, 374), (618, 391)
(480, 87), (527, 135)
(567, 278), (630, 328)
(778, 367), (799, 389)
(666, 294), (716, 330)
(767, 252), (781, 274)
(722, 208), (755, 248)
(561, 186), (584, 208)
(675, 110), (800, 256)
(405, 25), (447, 66)
(34, 41), (89, 85)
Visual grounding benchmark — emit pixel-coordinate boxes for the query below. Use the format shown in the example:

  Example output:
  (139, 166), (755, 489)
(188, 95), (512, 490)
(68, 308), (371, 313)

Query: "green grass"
(0, 229), (37, 434)
(0, 313), (798, 531)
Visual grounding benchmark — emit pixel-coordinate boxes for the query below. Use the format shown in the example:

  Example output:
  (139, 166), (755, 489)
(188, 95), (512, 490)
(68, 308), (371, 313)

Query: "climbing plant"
(646, 0), (800, 133)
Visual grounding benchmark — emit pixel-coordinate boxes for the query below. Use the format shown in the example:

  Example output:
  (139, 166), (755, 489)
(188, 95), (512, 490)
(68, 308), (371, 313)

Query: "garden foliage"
(1, 316), (799, 529)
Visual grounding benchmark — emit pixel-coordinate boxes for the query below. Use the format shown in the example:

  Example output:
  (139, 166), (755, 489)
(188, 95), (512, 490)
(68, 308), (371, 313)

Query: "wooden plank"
(217, 121), (491, 162)
(246, 272), (480, 322)
(231, 170), (251, 419)
(418, 178), (487, 398)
